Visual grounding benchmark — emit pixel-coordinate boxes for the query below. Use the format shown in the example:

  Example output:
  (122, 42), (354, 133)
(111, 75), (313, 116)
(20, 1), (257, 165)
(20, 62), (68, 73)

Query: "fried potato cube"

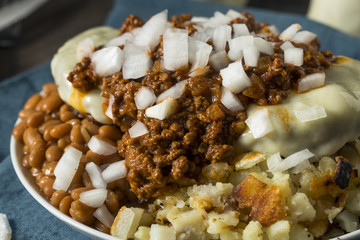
(149, 224), (176, 240)
(289, 192), (316, 222)
(110, 206), (144, 239)
(206, 211), (240, 235)
(265, 220), (290, 240)
(134, 226), (150, 240)
(336, 209), (360, 233)
(242, 220), (263, 240)
(234, 152), (268, 170)
(289, 224), (314, 240)
(167, 209), (205, 233)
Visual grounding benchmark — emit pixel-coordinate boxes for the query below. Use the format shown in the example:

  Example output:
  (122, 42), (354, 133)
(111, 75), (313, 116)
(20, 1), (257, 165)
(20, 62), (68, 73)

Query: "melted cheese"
(236, 57), (360, 157)
(50, 26), (119, 123)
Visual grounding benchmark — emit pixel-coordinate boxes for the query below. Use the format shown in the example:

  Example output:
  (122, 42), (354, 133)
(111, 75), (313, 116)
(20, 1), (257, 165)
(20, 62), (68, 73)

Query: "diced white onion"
(105, 94), (115, 120)
(226, 9), (245, 20)
(245, 108), (274, 139)
(243, 46), (260, 67)
(80, 188), (107, 208)
(209, 51), (230, 72)
(254, 37), (274, 55)
(145, 97), (178, 120)
(0, 213), (12, 240)
(94, 205), (115, 228)
(88, 136), (117, 156)
(213, 24), (232, 52)
(133, 10), (168, 51)
(267, 25), (280, 36)
(291, 159), (311, 174)
(163, 28), (188, 71)
(298, 72), (326, 92)
(221, 87), (244, 112)
(85, 162), (107, 189)
(122, 43), (152, 79)
(128, 121), (149, 138)
(233, 23), (250, 37)
(267, 152), (282, 172)
(292, 30), (317, 44)
(76, 38), (94, 61)
(280, 41), (294, 51)
(228, 35), (254, 61)
(204, 11), (231, 28)
(134, 87), (156, 110)
(191, 30), (211, 42)
(90, 46), (123, 77)
(189, 66), (210, 77)
(220, 61), (251, 94)
(295, 105), (327, 122)
(53, 146), (82, 191)
(101, 160), (127, 183)
(191, 16), (209, 24)
(188, 37), (213, 71)
(284, 47), (304, 66)
(268, 149), (315, 173)
(105, 32), (133, 48)
(279, 23), (302, 41)
(157, 80), (186, 103)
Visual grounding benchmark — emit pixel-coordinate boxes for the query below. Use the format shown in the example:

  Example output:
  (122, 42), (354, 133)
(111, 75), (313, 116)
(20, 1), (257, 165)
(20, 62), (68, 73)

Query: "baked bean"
(51, 190), (68, 207)
(70, 125), (84, 144)
(26, 111), (45, 128)
(67, 143), (88, 154)
(105, 191), (120, 214)
(67, 119), (81, 126)
(28, 140), (46, 168)
(82, 171), (93, 188)
(59, 196), (73, 215)
(94, 220), (110, 234)
(99, 125), (122, 142)
(35, 172), (44, 183)
(24, 93), (42, 110)
(23, 145), (30, 155)
(30, 167), (41, 178)
(60, 104), (70, 114)
(22, 155), (30, 168)
(43, 126), (56, 142)
(68, 182), (85, 192)
(58, 135), (71, 150)
(42, 161), (57, 176)
(23, 127), (42, 147)
(45, 145), (62, 162)
(71, 162), (85, 186)
(83, 150), (102, 166)
(81, 119), (99, 136)
(60, 111), (76, 122)
(19, 109), (36, 120)
(42, 83), (58, 95)
(80, 127), (91, 143)
(12, 120), (27, 142)
(70, 186), (93, 200)
(39, 94), (63, 113)
(69, 200), (95, 226)
(39, 119), (62, 134)
(38, 176), (55, 197)
(50, 123), (72, 139)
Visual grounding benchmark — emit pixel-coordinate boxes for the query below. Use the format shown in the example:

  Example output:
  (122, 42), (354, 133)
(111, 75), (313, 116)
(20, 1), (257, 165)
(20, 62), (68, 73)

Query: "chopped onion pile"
(76, 37), (94, 61)
(128, 121), (149, 138)
(94, 205), (114, 228)
(90, 46), (123, 77)
(145, 97), (179, 120)
(284, 47), (304, 66)
(88, 136), (117, 156)
(298, 72), (326, 92)
(85, 162), (107, 188)
(53, 146), (82, 191)
(220, 87), (244, 112)
(80, 188), (108, 208)
(295, 105), (327, 122)
(245, 108), (274, 139)
(135, 87), (156, 110)
(267, 149), (315, 173)
(101, 160), (127, 183)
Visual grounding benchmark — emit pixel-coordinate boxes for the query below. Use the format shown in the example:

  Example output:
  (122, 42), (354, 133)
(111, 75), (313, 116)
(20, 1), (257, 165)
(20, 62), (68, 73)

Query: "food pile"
(12, 9), (360, 240)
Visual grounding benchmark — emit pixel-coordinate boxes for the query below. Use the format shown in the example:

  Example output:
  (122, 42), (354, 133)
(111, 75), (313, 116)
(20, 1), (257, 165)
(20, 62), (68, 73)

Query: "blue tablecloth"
(1, 0), (359, 239)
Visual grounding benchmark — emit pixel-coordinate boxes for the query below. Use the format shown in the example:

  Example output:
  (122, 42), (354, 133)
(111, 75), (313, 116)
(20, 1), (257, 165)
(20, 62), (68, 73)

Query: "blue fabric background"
(0, 0), (359, 239)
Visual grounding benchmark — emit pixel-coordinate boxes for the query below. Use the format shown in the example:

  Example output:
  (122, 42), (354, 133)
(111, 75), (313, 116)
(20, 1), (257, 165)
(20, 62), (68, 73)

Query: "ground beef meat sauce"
(67, 12), (334, 200)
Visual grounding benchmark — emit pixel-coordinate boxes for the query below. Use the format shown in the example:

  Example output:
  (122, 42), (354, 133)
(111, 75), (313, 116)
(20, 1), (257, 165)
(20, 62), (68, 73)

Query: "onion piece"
(0, 213), (11, 240)
(228, 35), (254, 61)
(191, 16), (209, 24)
(268, 149), (315, 173)
(132, 10), (168, 51)
(157, 80), (186, 103)
(101, 160), (127, 183)
(280, 41), (294, 51)
(221, 87), (244, 112)
(105, 32), (133, 48)
(254, 37), (274, 55)
(267, 152), (282, 172)
(292, 30), (317, 44)
(243, 46), (260, 67)
(163, 28), (188, 71)
(191, 30), (211, 43)
(134, 87), (156, 110)
(76, 38), (94, 61)
(245, 108), (274, 139)
(90, 46), (123, 77)
(213, 24), (232, 52)
(267, 25), (280, 36)
(88, 136), (117, 156)
(188, 37), (213, 71)
(233, 23), (250, 37)
(298, 72), (326, 92)
(220, 61), (251, 94)
(80, 188), (107, 208)
(105, 94), (115, 120)
(122, 43), (152, 79)
(295, 105), (327, 122)
(189, 66), (210, 77)
(284, 47), (304, 66)
(146, 97), (179, 120)
(292, 159), (311, 174)
(94, 205), (114, 228)
(204, 11), (231, 28)
(279, 23), (301, 41)
(209, 50), (230, 72)
(226, 9), (245, 20)
(85, 162), (107, 189)
(53, 146), (82, 191)
(128, 121), (149, 138)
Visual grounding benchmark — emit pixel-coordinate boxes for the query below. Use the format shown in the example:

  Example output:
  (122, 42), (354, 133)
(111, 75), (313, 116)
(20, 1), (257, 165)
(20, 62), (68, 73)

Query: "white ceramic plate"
(10, 134), (360, 240)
